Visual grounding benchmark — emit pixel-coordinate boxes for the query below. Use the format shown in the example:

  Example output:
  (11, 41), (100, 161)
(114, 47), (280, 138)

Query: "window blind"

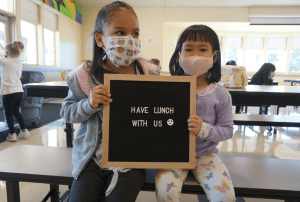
(291, 36), (300, 50)
(226, 36), (242, 49)
(268, 37), (287, 50)
(247, 37), (264, 50)
(44, 8), (57, 32)
(21, 0), (38, 25)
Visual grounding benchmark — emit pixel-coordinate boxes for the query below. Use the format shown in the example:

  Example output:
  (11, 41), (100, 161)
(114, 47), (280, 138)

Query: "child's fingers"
(92, 88), (111, 98)
(188, 127), (198, 135)
(94, 98), (111, 105)
(93, 94), (113, 103)
(188, 115), (201, 120)
(188, 122), (199, 128)
(189, 114), (200, 119)
(188, 126), (200, 134)
(187, 119), (200, 123)
(187, 118), (202, 125)
(94, 84), (110, 94)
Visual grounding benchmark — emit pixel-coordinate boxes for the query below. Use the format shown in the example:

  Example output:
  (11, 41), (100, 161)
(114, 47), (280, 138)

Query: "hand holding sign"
(102, 74), (197, 169)
(187, 115), (202, 136)
(89, 84), (113, 109)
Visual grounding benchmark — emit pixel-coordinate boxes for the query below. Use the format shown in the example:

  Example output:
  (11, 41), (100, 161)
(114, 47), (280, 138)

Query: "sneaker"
(18, 129), (30, 139)
(6, 133), (17, 142)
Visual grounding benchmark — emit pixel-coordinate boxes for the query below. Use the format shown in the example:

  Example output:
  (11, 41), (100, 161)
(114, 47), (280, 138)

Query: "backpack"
(219, 65), (248, 88)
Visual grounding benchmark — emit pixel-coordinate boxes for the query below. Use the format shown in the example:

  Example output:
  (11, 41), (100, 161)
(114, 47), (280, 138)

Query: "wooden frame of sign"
(102, 74), (196, 169)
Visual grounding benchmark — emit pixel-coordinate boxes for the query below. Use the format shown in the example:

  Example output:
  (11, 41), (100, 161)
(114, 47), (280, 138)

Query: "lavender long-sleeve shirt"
(195, 83), (233, 157)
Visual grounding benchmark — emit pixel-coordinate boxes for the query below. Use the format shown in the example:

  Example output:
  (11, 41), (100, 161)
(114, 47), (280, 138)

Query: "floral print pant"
(155, 153), (236, 202)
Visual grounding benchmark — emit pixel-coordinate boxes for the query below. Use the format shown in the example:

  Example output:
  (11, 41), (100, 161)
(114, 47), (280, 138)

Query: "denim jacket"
(60, 59), (160, 180)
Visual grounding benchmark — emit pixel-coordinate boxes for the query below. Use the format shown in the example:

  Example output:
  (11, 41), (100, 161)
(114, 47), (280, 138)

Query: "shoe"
(6, 133), (17, 142)
(18, 129), (30, 139)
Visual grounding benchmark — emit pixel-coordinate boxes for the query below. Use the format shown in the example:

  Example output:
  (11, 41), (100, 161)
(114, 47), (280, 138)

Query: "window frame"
(0, 18), (9, 43)
(0, 19), (8, 58)
(218, 32), (300, 75)
(19, 0), (60, 68)
(223, 34), (243, 66)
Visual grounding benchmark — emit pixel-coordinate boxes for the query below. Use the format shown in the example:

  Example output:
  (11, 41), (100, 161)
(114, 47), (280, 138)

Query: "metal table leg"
(65, 123), (74, 148)
(50, 184), (60, 202)
(6, 180), (20, 202)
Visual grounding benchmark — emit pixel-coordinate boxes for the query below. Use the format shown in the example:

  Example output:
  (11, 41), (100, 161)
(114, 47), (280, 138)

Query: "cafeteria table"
(24, 82), (300, 148)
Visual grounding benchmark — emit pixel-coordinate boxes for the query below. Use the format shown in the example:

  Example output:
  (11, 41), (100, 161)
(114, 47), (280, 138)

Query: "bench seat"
(233, 114), (300, 127)
(1, 145), (300, 201)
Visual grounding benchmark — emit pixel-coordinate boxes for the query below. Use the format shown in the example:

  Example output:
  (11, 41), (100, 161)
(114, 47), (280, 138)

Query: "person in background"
(249, 63), (276, 85)
(0, 41), (30, 142)
(149, 58), (163, 75)
(149, 58), (160, 67)
(249, 63), (281, 120)
(226, 60), (236, 66)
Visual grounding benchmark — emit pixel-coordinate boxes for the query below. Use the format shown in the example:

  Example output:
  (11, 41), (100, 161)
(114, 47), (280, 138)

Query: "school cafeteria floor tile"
(1, 99), (297, 201)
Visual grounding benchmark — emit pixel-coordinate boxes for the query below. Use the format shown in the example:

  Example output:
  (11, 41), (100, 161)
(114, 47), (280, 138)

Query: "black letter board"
(102, 74), (196, 169)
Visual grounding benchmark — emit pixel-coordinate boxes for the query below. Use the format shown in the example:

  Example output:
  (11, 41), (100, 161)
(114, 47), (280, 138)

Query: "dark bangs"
(169, 25), (221, 84)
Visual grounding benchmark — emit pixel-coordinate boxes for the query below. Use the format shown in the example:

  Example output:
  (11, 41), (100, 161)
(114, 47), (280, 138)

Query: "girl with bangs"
(155, 25), (236, 202)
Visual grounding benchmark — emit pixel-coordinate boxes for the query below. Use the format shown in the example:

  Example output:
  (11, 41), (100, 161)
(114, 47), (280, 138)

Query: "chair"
(60, 70), (67, 81)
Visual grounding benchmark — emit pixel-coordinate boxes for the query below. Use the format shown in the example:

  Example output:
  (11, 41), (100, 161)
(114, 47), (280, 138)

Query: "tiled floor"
(1, 99), (299, 201)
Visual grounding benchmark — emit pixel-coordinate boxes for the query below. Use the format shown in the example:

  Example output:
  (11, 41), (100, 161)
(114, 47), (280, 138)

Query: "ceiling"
(77, 0), (300, 8)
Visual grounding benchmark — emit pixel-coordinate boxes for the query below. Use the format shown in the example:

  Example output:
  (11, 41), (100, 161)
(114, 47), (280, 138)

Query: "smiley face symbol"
(167, 119), (174, 126)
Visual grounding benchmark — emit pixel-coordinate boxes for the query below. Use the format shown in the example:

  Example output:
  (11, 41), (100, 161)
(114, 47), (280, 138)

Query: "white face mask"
(101, 34), (142, 68)
(179, 51), (216, 77)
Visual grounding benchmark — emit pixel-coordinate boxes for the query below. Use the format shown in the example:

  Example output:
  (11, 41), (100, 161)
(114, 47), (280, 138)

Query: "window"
(21, 20), (37, 64)
(44, 29), (55, 66)
(289, 36), (300, 72)
(245, 37), (264, 71)
(0, 21), (6, 58)
(225, 36), (243, 65)
(21, 0), (38, 64)
(44, 8), (57, 66)
(267, 36), (287, 72)
(0, 0), (8, 12)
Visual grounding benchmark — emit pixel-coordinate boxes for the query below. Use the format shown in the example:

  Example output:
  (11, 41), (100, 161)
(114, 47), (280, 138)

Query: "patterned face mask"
(101, 34), (142, 68)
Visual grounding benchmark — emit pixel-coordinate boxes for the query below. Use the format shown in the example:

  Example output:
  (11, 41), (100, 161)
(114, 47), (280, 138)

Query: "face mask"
(268, 73), (275, 79)
(101, 34), (142, 68)
(179, 51), (216, 77)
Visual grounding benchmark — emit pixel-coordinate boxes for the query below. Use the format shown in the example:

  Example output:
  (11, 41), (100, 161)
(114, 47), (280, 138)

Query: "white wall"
(59, 12), (83, 70)
(80, 6), (165, 65)
(81, 6), (300, 83)
(81, 6), (99, 61)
